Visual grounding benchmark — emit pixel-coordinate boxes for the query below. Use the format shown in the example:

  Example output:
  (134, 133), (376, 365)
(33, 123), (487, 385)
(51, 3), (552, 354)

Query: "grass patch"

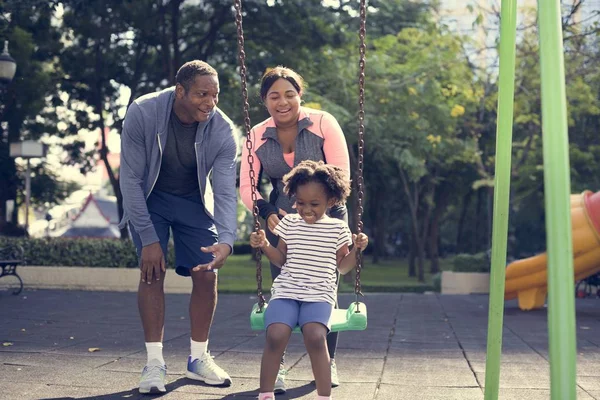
(217, 255), (453, 294)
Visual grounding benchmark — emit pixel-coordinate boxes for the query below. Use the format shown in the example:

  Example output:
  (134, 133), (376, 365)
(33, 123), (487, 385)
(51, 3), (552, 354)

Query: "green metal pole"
(538, 1), (577, 399)
(483, 0), (517, 398)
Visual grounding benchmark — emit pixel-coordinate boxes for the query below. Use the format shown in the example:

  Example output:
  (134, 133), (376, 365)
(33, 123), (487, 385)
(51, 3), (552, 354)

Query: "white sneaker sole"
(139, 385), (166, 394)
(274, 386), (287, 394)
(186, 370), (232, 386)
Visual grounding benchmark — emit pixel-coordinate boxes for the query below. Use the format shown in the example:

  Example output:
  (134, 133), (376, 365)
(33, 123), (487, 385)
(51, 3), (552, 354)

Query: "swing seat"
(250, 301), (367, 333)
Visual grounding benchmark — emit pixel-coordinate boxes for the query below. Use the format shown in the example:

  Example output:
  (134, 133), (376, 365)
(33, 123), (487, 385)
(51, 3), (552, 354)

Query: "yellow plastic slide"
(505, 190), (600, 310)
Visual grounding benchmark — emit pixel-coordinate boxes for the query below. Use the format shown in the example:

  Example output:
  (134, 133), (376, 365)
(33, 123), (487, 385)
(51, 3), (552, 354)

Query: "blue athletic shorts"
(129, 189), (218, 277)
(264, 298), (333, 332)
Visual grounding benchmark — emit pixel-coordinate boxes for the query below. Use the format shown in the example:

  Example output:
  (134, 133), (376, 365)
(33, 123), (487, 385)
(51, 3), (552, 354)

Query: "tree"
(462, 0), (600, 258)
(56, 0), (364, 240)
(0, 0), (64, 233)
(57, 0), (170, 238)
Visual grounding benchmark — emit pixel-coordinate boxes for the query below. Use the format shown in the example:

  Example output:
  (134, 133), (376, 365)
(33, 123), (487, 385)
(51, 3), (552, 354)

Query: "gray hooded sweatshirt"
(118, 87), (238, 249)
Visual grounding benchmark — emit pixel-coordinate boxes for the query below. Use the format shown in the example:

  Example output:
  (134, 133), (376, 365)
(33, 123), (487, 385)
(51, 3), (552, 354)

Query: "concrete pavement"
(1, 290), (600, 399)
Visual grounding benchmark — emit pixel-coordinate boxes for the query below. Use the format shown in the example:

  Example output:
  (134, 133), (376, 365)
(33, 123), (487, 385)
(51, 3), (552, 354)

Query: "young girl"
(250, 160), (369, 400)
(240, 66), (351, 393)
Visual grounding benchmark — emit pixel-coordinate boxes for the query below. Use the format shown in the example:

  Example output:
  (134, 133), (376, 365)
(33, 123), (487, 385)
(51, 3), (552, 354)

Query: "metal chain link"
(234, 0), (265, 310)
(355, 0), (367, 306)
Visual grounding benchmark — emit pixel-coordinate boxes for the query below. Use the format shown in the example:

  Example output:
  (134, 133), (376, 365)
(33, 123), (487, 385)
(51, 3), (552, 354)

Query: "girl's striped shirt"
(271, 214), (352, 305)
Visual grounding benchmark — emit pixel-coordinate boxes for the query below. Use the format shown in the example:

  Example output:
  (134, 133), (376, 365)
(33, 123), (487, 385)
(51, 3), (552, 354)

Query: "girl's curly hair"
(282, 160), (351, 205)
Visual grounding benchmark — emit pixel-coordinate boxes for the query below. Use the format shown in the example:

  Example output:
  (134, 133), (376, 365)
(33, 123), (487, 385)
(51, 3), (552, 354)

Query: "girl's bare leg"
(260, 323), (292, 392)
(302, 322), (331, 396)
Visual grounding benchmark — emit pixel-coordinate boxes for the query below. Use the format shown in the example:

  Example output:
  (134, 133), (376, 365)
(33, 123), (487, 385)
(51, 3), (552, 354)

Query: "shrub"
(0, 237), (254, 267)
(0, 237), (140, 267)
(451, 252), (490, 273)
(233, 241), (252, 255)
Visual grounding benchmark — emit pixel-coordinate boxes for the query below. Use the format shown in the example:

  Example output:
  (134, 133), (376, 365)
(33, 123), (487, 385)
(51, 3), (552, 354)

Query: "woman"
(240, 66), (350, 394)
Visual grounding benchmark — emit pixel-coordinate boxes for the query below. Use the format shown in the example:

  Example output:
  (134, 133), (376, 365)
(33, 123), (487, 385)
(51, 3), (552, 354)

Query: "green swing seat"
(250, 301), (367, 333)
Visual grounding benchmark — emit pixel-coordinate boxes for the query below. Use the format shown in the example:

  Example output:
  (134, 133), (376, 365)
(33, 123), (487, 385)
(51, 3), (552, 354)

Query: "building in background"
(57, 192), (119, 238)
(435, 0), (590, 70)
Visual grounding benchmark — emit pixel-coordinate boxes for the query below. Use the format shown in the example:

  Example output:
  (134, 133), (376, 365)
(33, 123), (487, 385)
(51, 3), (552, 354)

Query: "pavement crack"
(435, 294), (483, 393)
(505, 326), (598, 400)
(503, 322), (548, 362)
(3, 362), (29, 367)
(372, 293), (402, 399)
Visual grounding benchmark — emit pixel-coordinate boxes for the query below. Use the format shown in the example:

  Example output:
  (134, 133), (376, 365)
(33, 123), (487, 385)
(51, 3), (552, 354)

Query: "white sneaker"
(331, 359), (340, 387)
(186, 353), (232, 386)
(139, 358), (167, 394)
(274, 364), (287, 394)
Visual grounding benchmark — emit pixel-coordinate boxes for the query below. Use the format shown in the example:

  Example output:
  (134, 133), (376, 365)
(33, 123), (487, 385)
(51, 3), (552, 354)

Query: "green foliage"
(504, 18), (600, 256)
(451, 252), (490, 273)
(232, 242), (253, 255)
(0, 1), (66, 228)
(0, 237), (255, 268)
(0, 237), (140, 267)
(4, 0), (600, 264)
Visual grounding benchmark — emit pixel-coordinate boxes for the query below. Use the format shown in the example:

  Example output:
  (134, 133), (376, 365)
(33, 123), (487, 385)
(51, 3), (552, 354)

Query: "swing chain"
(234, 0), (366, 312)
(234, 0), (266, 310)
(354, 0), (367, 305)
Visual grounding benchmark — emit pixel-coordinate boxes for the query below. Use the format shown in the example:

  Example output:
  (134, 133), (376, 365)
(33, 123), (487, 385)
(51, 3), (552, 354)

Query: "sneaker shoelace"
(200, 352), (224, 374)
(144, 364), (165, 381)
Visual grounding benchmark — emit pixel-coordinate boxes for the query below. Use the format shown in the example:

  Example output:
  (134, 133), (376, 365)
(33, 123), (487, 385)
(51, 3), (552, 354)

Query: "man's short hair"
(176, 60), (218, 92)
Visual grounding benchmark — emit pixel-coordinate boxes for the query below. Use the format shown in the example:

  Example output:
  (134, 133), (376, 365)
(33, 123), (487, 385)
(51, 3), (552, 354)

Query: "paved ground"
(1, 289), (600, 399)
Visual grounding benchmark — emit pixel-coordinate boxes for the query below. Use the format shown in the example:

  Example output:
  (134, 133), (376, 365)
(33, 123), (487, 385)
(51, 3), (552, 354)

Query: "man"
(119, 60), (237, 394)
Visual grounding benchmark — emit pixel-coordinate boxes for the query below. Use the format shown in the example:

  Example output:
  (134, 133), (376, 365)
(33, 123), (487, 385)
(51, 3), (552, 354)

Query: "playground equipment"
(232, 0), (577, 398)
(505, 190), (600, 310)
(485, 0), (576, 399)
(233, 0), (369, 333)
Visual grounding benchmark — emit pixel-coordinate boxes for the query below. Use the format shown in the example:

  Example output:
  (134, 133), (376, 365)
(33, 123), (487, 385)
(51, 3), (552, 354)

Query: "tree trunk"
(370, 189), (380, 263)
(474, 188), (484, 253)
(400, 170), (433, 281)
(371, 187), (387, 264)
(487, 186), (494, 250)
(98, 122), (125, 239)
(375, 207), (386, 261)
(171, 0), (182, 76)
(94, 46), (125, 239)
(400, 170), (419, 277)
(417, 208), (432, 283)
(159, 2), (172, 83)
(429, 215), (440, 274)
(0, 142), (18, 232)
(408, 230), (416, 277)
(456, 191), (471, 253)
(430, 185), (451, 273)
(416, 240), (426, 282)
(0, 88), (22, 234)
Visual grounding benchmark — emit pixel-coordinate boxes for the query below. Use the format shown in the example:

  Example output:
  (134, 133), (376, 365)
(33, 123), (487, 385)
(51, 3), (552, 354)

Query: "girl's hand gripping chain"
(250, 229), (269, 249)
(353, 233), (369, 252)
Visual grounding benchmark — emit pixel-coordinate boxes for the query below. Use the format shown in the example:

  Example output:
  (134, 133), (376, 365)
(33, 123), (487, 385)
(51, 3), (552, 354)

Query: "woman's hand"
(267, 208), (287, 233)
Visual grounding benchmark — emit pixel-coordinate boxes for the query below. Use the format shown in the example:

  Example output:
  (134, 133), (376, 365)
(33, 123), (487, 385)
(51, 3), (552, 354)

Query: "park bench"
(0, 245), (24, 295)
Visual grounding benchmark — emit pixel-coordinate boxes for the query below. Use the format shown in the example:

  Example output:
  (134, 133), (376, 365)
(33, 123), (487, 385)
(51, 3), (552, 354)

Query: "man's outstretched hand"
(192, 243), (232, 272)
